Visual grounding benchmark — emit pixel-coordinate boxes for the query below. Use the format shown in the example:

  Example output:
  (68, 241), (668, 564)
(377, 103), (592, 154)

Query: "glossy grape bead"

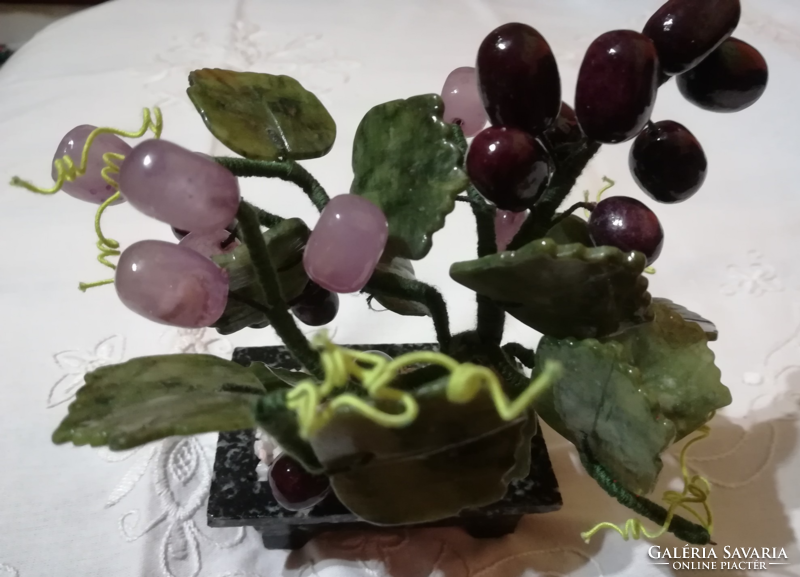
(115, 240), (228, 327)
(179, 229), (240, 258)
(495, 210), (527, 252)
(575, 31), (659, 144)
(51, 125), (131, 205)
(543, 103), (583, 149)
(643, 0), (740, 75)
(441, 67), (488, 137)
(467, 126), (552, 212)
(303, 195), (389, 294)
(268, 453), (330, 511)
(476, 23), (561, 136)
(677, 38), (768, 113)
(119, 139), (240, 232)
(290, 281), (339, 326)
(588, 197), (664, 265)
(630, 121), (707, 203)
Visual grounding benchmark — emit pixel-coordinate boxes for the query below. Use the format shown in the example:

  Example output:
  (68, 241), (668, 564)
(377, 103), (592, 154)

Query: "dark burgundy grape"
(290, 281), (339, 326)
(466, 126), (553, 212)
(588, 197), (664, 265)
(268, 453), (330, 511)
(630, 120), (707, 203)
(677, 38), (768, 113)
(575, 31), (659, 144)
(543, 102), (583, 149)
(476, 22), (561, 136)
(643, 0), (740, 75)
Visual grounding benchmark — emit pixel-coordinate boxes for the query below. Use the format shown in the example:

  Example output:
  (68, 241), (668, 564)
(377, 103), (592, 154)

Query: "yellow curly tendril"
(10, 108), (163, 291)
(581, 424), (714, 543)
(285, 334), (564, 439)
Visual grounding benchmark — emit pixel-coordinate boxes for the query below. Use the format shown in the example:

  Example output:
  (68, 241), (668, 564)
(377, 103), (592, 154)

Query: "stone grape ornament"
(11, 0), (769, 550)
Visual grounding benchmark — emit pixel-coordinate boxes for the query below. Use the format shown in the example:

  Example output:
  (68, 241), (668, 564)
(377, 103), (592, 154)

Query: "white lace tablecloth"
(2, 1), (800, 576)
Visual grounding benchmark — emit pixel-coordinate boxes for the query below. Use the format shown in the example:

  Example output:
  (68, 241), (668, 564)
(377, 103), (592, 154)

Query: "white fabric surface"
(1, 0), (800, 575)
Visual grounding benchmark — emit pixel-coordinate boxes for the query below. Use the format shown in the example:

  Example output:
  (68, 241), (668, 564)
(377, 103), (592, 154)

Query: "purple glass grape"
(290, 281), (339, 326)
(575, 31), (659, 144)
(441, 67), (488, 137)
(179, 229), (240, 258)
(115, 240), (228, 327)
(630, 121), (707, 203)
(677, 38), (768, 113)
(476, 22), (561, 136)
(118, 139), (240, 233)
(52, 125), (131, 204)
(588, 197), (664, 265)
(303, 194), (388, 294)
(268, 453), (330, 511)
(495, 210), (527, 252)
(643, 0), (740, 75)
(466, 126), (552, 212)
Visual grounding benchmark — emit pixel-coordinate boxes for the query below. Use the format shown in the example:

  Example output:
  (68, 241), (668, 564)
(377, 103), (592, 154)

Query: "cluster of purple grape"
(51, 128), (374, 329)
(441, 0), (767, 265)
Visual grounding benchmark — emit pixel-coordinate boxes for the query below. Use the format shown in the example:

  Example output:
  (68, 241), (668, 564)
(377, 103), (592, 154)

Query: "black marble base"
(207, 344), (562, 550)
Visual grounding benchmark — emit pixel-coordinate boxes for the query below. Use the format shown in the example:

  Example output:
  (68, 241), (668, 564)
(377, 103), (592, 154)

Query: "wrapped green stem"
(236, 202), (324, 379)
(366, 270), (451, 351)
(216, 157), (330, 212)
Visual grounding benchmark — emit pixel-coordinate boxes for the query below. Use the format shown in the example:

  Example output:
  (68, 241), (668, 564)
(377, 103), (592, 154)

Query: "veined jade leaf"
(212, 218), (310, 334)
(534, 337), (675, 494)
(605, 300), (730, 440)
(308, 377), (528, 525)
(53, 355), (265, 450)
(351, 94), (469, 260)
(187, 69), (336, 161)
(450, 239), (652, 339)
(369, 255), (428, 317)
(653, 298), (718, 342)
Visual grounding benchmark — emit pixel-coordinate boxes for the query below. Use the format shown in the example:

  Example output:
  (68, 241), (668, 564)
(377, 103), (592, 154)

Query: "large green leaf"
(53, 355), (265, 450)
(212, 218), (310, 334)
(187, 69), (336, 161)
(308, 377), (527, 525)
(369, 255), (428, 317)
(534, 337), (675, 495)
(605, 300), (730, 440)
(450, 239), (652, 339)
(351, 94), (469, 260)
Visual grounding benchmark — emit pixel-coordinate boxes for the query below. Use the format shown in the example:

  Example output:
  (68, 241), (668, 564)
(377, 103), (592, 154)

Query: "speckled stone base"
(207, 344), (562, 550)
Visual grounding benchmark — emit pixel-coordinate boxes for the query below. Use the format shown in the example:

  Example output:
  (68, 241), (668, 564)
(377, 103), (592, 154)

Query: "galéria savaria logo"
(649, 546), (790, 571)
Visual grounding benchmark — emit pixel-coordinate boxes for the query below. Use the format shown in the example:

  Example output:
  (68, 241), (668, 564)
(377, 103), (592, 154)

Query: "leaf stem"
(502, 343), (536, 369)
(546, 201), (596, 230)
(467, 186), (505, 345)
(507, 140), (601, 251)
(236, 202), (324, 379)
(579, 446), (712, 545)
(215, 157), (330, 212)
(365, 270), (451, 351)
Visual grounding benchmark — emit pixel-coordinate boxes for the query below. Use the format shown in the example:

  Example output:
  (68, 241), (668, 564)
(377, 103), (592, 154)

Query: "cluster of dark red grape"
(443, 0), (767, 265)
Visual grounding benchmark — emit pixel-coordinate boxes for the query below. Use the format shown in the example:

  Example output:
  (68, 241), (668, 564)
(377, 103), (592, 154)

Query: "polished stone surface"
(208, 343), (562, 549)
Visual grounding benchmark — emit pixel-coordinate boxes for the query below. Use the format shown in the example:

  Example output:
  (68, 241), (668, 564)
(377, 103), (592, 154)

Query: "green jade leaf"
(307, 377), (529, 525)
(450, 239), (652, 339)
(369, 254), (429, 317)
(534, 337), (675, 494)
(545, 214), (592, 246)
(605, 300), (731, 440)
(351, 94), (469, 260)
(187, 69), (336, 161)
(53, 355), (266, 450)
(212, 218), (310, 334)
